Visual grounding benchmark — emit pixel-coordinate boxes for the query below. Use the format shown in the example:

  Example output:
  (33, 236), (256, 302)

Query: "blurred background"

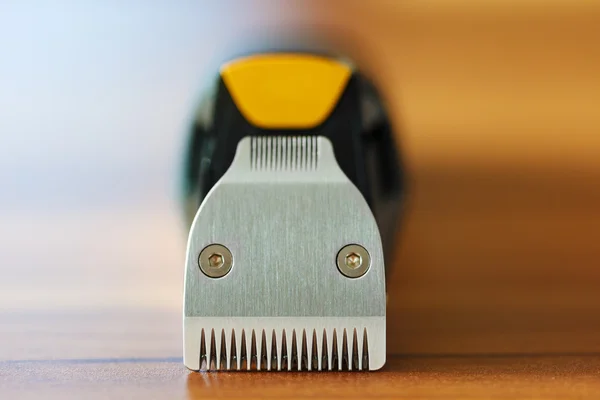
(1, 0), (600, 359)
(0, 1), (311, 313)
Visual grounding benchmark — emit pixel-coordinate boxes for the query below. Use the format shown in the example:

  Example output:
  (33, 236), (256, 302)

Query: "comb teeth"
(197, 327), (370, 371)
(250, 136), (319, 171)
(185, 317), (385, 371)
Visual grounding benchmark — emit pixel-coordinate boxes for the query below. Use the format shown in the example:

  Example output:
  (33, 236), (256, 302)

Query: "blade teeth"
(209, 328), (216, 371)
(331, 329), (339, 371)
(262, 329), (270, 371)
(194, 326), (372, 371)
(220, 329), (228, 370)
(249, 136), (319, 171)
(270, 330), (278, 371)
(214, 329), (223, 370)
(351, 328), (359, 371)
(310, 330), (318, 371)
(234, 328), (242, 370)
(281, 329), (288, 371)
(260, 330), (268, 371)
(229, 329), (236, 370)
(250, 330), (258, 370)
(240, 329), (248, 370)
(321, 329), (328, 371)
(301, 330), (309, 371)
(362, 328), (369, 371)
(291, 330), (298, 371)
(199, 329), (207, 371)
(341, 329), (349, 371)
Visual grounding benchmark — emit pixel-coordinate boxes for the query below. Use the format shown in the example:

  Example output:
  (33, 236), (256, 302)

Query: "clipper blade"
(185, 317), (384, 371)
(184, 136), (386, 371)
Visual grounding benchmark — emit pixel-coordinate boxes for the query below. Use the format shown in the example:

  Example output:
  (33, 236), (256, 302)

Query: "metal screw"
(208, 253), (224, 269)
(345, 252), (362, 269)
(337, 244), (370, 278)
(199, 244), (233, 278)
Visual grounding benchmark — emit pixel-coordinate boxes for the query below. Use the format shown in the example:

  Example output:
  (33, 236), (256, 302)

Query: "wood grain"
(187, 356), (600, 400)
(3, 353), (600, 399)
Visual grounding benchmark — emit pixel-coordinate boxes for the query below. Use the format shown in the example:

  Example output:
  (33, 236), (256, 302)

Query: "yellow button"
(221, 54), (352, 129)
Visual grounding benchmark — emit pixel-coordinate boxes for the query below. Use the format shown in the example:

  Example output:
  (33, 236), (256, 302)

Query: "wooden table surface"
(5, 356), (600, 400)
(3, 1), (600, 399)
(2, 311), (600, 400)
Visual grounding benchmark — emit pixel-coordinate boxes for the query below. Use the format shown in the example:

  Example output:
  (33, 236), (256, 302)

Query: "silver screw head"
(199, 244), (233, 278)
(345, 252), (362, 269)
(208, 253), (224, 269)
(337, 244), (370, 278)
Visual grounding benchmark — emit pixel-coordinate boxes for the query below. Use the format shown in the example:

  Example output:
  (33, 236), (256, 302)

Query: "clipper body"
(183, 53), (403, 372)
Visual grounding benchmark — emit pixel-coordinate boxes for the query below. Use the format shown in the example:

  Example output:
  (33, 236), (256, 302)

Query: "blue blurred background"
(0, 1), (313, 312)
